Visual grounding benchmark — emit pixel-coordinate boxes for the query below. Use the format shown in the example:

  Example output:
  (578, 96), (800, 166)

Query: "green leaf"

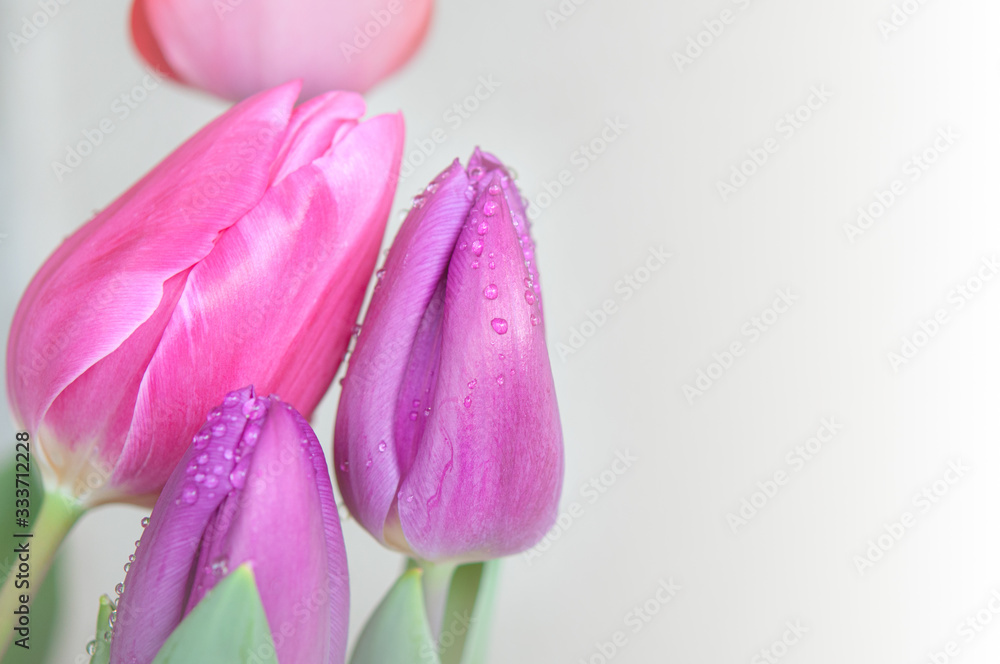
(440, 561), (500, 664)
(151, 564), (277, 664)
(86, 594), (114, 664)
(350, 568), (441, 664)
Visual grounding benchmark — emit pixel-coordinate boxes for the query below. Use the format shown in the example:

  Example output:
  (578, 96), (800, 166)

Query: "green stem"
(419, 559), (458, 641)
(0, 488), (83, 656)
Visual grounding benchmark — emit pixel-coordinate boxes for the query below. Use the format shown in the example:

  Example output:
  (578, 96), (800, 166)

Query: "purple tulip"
(110, 386), (348, 664)
(334, 149), (563, 563)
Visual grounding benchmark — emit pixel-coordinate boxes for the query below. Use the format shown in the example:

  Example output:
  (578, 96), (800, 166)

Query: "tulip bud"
(7, 81), (402, 506)
(335, 149), (563, 563)
(110, 387), (348, 664)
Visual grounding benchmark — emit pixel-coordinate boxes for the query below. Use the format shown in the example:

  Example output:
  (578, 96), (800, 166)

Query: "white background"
(3, 0), (1000, 662)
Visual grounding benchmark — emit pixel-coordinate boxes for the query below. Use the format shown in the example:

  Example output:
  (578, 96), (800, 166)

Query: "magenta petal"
(334, 160), (470, 547)
(110, 387), (252, 664)
(397, 172), (563, 561)
(7, 82), (298, 461)
(110, 111), (403, 497)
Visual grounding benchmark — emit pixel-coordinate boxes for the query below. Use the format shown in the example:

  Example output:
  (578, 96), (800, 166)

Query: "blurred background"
(2, 0), (1000, 661)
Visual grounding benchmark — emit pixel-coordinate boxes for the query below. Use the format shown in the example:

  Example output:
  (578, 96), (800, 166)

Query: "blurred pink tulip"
(131, 0), (434, 101)
(7, 81), (403, 506)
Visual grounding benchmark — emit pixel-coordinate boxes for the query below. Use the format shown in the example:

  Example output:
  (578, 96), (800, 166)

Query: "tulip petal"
(186, 400), (347, 664)
(137, 0), (434, 100)
(397, 173), (563, 561)
(269, 91), (366, 186)
(110, 387), (253, 664)
(334, 161), (470, 549)
(7, 82), (299, 468)
(130, 0), (181, 82)
(111, 112), (402, 496)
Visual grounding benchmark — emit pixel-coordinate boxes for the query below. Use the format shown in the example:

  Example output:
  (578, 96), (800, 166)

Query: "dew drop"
(471, 259), (480, 269)
(340, 460), (349, 472)
(491, 318), (509, 334)
(425, 182), (439, 194)
(241, 398), (267, 421)
(223, 393), (240, 406)
(193, 431), (210, 449)
(86, 640), (96, 655)
(483, 201), (498, 216)
(469, 166), (483, 180)
(406, 494), (414, 503)
(499, 353), (505, 361)
(411, 195), (426, 209)
(204, 475), (219, 489)
(229, 465), (248, 490)
(488, 261), (496, 270)
(530, 314), (540, 326)
(378, 440), (387, 452)
(115, 583), (124, 595)
(424, 407), (431, 416)
(211, 556), (229, 577)
(211, 423), (227, 437)
(488, 183), (501, 195)
(459, 241), (468, 250)
(207, 407), (223, 421)
(483, 284), (499, 299)
(468, 379), (477, 389)
(477, 220), (489, 235)
(122, 563), (130, 573)
(185, 462), (198, 475)
(412, 399), (420, 408)
(197, 453), (209, 464)
(464, 395), (472, 408)
(365, 457), (373, 469)
(525, 290), (536, 305)
(465, 185), (476, 201)
(223, 449), (233, 460)
(140, 517), (150, 528)
(181, 483), (198, 505)
(376, 268), (386, 281)
(409, 410), (418, 421)
(496, 374), (505, 386)
(134, 540), (141, 548)
(471, 239), (484, 256)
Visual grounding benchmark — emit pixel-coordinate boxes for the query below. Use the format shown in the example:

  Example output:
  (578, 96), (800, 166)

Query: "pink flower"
(335, 150), (564, 563)
(7, 81), (402, 505)
(110, 387), (349, 664)
(131, 0), (433, 101)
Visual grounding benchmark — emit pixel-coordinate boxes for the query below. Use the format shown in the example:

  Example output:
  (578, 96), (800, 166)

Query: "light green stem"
(0, 489), (83, 656)
(419, 560), (458, 641)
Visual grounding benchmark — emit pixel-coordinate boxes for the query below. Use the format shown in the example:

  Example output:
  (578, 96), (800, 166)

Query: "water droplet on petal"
(488, 183), (501, 195)
(484, 201), (498, 216)
(86, 640), (96, 655)
(459, 241), (468, 250)
(223, 393), (240, 406)
(412, 399), (420, 408)
(412, 195), (426, 209)
(211, 423), (226, 437)
(464, 396), (472, 408)
(115, 583), (124, 595)
(186, 462), (198, 475)
(181, 483), (198, 505)
(496, 374), (505, 386)
(194, 473), (206, 484)
(472, 239), (484, 256)
(340, 460), (349, 472)
(378, 441), (387, 452)
(530, 314), (540, 326)
(425, 182), (439, 194)
(469, 166), (483, 180)
(483, 284), (498, 299)
(525, 290), (536, 305)
(229, 464), (248, 489)
(140, 517), (150, 528)
(471, 260), (480, 269)
(208, 408), (223, 421)
(465, 185), (476, 201)
(406, 494), (414, 503)
(499, 353), (505, 360)
(491, 318), (509, 334)
(366, 457), (373, 469)
(193, 431), (210, 449)
(223, 449), (233, 460)
(211, 556), (229, 577)
(488, 261), (496, 270)
(477, 220), (489, 235)
(468, 379), (477, 389)
(122, 563), (130, 574)
(409, 410), (418, 421)
(134, 540), (141, 548)
(241, 398), (267, 421)
(204, 475), (218, 489)
(197, 453), (209, 464)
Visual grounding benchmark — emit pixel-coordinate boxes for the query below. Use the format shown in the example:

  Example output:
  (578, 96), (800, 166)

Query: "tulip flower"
(334, 149), (564, 564)
(130, 0), (433, 101)
(109, 387), (348, 664)
(7, 80), (402, 507)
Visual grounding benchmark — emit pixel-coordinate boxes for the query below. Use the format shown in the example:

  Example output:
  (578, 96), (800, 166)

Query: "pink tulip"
(110, 387), (349, 664)
(130, 0), (434, 101)
(7, 81), (402, 506)
(334, 150), (564, 563)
